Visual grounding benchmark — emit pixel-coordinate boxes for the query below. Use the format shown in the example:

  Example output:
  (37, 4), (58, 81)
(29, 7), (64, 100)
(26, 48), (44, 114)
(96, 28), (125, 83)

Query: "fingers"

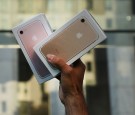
(46, 54), (72, 74)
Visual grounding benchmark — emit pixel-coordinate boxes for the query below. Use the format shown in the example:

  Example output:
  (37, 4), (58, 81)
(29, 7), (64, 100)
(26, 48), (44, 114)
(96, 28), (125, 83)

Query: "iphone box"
(12, 14), (54, 83)
(34, 9), (107, 77)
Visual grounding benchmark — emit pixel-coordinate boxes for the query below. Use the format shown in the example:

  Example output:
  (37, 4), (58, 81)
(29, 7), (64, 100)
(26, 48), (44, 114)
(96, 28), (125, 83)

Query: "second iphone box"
(34, 9), (107, 77)
(12, 13), (55, 83)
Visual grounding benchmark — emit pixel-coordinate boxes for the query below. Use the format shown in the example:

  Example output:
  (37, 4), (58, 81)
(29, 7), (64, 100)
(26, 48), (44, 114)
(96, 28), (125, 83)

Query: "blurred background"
(0, 0), (135, 115)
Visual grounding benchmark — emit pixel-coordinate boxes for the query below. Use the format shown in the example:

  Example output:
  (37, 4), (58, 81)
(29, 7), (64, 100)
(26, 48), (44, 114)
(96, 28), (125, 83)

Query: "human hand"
(47, 54), (88, 115)
(46, 54), (85, 102)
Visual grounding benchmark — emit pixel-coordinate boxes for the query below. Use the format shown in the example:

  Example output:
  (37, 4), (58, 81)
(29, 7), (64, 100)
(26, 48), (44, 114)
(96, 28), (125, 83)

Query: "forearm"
(64, 94), (89, 115)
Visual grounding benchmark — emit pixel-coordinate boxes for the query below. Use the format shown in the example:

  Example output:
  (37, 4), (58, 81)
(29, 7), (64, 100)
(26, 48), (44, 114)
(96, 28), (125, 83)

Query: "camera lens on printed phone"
(20, 31), (23, 34)
(81, 19), (85, 23)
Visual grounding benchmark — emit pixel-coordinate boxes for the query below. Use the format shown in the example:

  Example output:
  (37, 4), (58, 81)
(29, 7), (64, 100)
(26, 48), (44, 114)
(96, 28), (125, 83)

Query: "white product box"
(12, 14), (54, 83)
(34, 9), (107, 77)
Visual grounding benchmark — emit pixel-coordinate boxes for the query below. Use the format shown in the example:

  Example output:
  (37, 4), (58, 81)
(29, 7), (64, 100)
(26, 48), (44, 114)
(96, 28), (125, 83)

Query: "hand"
(47, 54), (85, 103)
(47, 54), (88, 115)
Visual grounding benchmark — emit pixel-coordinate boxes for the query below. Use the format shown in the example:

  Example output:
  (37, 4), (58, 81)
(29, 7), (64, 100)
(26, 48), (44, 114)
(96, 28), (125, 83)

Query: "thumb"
(46, 54), (72, 74)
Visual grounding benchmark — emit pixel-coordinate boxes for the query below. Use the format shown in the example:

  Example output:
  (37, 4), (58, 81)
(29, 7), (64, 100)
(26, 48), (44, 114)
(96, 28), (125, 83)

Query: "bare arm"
(64, 93), (88, 115)
(47, 54), (89, 115)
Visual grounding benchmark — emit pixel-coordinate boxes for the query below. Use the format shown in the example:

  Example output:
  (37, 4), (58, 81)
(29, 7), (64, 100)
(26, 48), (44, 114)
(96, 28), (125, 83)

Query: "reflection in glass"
(0, 0), (135, 115)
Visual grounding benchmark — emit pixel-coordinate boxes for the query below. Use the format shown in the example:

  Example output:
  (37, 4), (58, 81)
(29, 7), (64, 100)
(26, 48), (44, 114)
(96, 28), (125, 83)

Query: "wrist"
(64, 93), (85, 106)
(63, 94), (88, 115)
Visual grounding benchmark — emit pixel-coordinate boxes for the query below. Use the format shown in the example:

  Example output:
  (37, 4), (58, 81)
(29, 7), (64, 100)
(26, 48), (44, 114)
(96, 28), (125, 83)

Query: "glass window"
(105, 0), (112, 11)
(0, 0), (135, 115)
(106, 18), (113, 28)
(2, 101), (6, 112)
(86, 0), (93, 10)
(1, 85), (6, 93)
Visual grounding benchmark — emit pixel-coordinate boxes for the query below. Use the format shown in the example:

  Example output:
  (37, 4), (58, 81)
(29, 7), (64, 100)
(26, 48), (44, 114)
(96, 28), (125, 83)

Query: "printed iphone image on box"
(12, 14), (54, 83)
(34, 9), (107, 77)
(18, 20), (50, 77)
(40, 17), (99, 63)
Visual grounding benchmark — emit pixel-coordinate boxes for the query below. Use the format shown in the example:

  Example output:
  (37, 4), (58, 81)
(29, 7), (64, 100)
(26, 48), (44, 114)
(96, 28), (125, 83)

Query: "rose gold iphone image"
(17, 20), (51, 78)
(40, 17), (99, 62)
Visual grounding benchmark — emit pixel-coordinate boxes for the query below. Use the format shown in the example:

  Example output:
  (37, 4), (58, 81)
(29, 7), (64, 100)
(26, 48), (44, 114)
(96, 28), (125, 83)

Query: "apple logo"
(32, 35), (38, 41)
(76, 32), (83, 39)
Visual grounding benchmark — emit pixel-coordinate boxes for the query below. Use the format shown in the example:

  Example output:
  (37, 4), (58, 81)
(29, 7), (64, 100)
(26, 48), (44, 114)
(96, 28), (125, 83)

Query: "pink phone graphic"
(18, 20), (51, 78)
